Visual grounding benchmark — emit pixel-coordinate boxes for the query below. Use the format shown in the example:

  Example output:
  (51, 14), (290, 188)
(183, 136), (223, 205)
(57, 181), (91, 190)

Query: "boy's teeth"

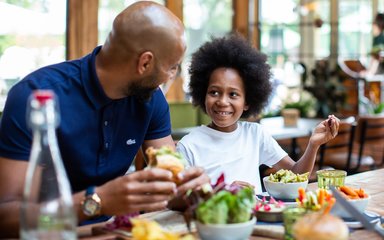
(217, 111), (229, 115)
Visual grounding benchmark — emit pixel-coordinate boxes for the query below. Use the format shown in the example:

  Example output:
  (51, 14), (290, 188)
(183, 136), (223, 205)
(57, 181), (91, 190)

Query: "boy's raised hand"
(310, 115), (340, 146)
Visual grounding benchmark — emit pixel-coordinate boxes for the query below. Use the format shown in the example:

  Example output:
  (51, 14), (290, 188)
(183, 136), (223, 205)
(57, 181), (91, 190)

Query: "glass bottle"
(20, 90), (77, 240)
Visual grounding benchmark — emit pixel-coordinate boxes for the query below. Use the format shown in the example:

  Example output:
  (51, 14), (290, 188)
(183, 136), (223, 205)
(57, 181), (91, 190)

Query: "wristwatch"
(81, 186), (101, 217)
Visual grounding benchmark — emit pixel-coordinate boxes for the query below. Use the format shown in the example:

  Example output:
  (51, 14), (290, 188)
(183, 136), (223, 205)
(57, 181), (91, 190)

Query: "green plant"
(280, 90), (317, 118)
(374, 102), (384, 114)
(360, 97), (384, 115)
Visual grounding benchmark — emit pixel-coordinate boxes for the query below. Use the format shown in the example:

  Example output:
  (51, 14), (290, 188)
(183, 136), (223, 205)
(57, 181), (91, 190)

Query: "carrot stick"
(356, 188), (366, 198)
(298, 187), (306, 203)
(318, 189), (325, 206)
(323, 197), (336, 215)
(340, 186), (358, 197)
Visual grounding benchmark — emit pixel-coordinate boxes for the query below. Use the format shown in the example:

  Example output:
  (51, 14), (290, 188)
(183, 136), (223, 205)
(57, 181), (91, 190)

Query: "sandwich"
(145, 146), (185, 182)
(292, 212), (349, 240)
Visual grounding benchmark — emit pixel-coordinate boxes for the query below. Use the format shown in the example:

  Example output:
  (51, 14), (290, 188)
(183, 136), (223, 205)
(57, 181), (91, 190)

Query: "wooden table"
(307, 168), (384, 240)
(78, 168), (384, 240)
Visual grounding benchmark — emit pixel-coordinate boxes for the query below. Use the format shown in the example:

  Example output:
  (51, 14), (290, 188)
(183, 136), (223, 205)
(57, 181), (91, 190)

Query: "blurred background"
(0, 0), (383, 119)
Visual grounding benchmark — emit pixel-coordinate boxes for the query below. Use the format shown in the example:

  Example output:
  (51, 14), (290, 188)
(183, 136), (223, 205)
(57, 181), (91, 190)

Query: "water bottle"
(20, 90), (77, 239)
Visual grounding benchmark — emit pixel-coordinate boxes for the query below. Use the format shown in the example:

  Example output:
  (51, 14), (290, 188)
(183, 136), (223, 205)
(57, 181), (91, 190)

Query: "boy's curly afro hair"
(188, 33), (272, 118)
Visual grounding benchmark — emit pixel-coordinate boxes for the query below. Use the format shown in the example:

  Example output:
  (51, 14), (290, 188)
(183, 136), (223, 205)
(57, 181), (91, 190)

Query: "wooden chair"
(350, 115), (384, 173)
(320, 115), (384, 174)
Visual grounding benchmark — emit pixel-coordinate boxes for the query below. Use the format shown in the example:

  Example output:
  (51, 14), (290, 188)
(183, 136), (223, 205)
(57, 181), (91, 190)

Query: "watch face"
(83, 196), (101, 216)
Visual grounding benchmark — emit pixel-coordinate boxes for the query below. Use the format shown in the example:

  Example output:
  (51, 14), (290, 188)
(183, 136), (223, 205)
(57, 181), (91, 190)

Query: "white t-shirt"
(176, 121), (287, 193)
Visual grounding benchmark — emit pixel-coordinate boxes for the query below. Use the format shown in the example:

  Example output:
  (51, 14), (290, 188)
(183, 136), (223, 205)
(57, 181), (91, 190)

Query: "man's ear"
(137, 51), (154, 74)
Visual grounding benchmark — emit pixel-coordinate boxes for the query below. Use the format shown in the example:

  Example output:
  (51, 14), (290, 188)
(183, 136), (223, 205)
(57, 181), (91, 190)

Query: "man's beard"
(129, 81), (157, 102)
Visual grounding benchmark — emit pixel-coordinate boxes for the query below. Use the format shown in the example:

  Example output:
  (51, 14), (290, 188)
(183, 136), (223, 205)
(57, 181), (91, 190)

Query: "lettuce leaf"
(229, 187), (255, 223)
(196, 187), (255, 224)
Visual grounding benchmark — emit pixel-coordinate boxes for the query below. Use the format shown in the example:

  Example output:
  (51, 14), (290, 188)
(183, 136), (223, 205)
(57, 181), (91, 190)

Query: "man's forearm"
(0, 201), (21, 238)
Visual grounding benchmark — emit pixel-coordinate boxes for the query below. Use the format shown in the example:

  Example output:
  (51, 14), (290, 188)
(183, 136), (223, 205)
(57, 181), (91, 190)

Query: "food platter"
(256, 192), (384, 229)
(255, 193), (382, 229)
(342, 210), (381, 229)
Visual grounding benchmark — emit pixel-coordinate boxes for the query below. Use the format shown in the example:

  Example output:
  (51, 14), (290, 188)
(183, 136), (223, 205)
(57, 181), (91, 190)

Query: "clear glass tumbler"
(282, 207), (307, 240)
(316, 169), (346, 189)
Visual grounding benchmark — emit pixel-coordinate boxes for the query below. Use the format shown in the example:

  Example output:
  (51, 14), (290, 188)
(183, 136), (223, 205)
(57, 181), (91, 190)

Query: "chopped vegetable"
(196, 187), (255, 224)
(104, 212), (140, 230)
(296, 187), (335, 212)
(268, 169), (309, 183)
(183, 174), (255, 226)
(338, 186), (369, 199)
(254, 196), (285, 212)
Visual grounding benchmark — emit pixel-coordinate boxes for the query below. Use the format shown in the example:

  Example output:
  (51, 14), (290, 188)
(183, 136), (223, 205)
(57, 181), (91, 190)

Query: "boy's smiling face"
(205, 67), (249, 132)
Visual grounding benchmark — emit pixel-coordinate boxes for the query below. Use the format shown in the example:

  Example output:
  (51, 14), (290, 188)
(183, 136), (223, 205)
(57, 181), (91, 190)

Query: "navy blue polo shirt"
(0, 46), (171, 193)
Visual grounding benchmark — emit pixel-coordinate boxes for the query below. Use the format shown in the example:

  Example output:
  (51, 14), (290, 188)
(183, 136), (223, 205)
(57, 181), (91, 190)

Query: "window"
(182, 0), (232, 95)
(0, 0), (66, 111)
(338, 0), (372, 62)
(98, 0), (165, 46)
(259, 0), (334, 84)
(380, 0), (384, 12)
(258, 0), (382, 117)
(259, 0), (382, 85)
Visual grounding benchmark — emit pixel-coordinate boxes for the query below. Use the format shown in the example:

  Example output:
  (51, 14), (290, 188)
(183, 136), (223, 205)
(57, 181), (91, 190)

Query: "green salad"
(195, 187), (255, 224)
(268, 169), (309, 183)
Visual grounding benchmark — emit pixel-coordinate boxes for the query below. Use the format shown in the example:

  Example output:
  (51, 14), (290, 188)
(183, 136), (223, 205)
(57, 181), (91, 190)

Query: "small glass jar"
(282, 207), (307, 240)
(316, 169), (346, 189)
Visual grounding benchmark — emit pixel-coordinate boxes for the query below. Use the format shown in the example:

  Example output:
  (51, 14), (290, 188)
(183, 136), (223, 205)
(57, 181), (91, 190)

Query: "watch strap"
(85, 186), (96, 196)
(82, 186), (101, 217)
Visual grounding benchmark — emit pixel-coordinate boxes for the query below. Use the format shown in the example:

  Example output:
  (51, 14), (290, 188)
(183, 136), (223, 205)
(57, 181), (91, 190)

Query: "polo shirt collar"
(82, 46), (113, 109)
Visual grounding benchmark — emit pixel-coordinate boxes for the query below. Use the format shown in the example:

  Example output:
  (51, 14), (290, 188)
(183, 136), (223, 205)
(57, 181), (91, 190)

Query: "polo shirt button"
(104, 121), (108, 126)
(105, 142), (109, 149)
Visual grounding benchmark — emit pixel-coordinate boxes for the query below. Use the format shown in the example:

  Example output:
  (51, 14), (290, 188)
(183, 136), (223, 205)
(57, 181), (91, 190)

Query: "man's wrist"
(81, 186), (102, 217)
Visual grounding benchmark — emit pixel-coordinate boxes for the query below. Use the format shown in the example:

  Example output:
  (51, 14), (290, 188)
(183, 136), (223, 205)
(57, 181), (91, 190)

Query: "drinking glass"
(316, 169), (346, 189)
(282, 207), (307, 240)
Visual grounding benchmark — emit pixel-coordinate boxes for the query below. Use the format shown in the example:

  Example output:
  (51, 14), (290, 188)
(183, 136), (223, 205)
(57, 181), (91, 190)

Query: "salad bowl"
(196, 217), (256, 240)
(331, 194), (370, 219)
(263, 176), (308, 200)
(263, 169), (309, 200)
(185, 174), (256, 240)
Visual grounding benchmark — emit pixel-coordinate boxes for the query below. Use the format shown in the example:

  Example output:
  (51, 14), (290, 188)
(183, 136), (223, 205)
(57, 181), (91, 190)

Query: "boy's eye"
(230, 92), (239, 97)
(208, 90), (219, 96)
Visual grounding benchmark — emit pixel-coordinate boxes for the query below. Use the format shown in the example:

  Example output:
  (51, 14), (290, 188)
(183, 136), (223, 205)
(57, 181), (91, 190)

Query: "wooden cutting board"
(92, 210), (284, 240)
(92, 210), (194, 239)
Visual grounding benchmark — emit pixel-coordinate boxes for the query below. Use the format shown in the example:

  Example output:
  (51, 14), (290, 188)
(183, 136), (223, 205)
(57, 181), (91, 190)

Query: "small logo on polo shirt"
(126, 139), (136, 145)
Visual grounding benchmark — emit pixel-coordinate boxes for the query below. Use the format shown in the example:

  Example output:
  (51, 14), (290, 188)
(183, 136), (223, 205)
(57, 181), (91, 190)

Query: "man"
(0, 1), (208, 237)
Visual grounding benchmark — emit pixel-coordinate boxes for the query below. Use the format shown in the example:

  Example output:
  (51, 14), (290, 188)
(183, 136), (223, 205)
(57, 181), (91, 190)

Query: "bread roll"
(293, 212), (348, 240)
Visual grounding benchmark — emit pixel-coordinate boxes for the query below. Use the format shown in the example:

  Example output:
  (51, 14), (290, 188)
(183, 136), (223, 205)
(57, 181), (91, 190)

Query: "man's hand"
(98, 168), (177, 216)
(176, 166), (210, 195)
(167, 166), (210, 211)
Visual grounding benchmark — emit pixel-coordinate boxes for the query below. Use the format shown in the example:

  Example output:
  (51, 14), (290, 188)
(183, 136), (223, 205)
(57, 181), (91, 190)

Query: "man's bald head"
(103, 1), (186, 63)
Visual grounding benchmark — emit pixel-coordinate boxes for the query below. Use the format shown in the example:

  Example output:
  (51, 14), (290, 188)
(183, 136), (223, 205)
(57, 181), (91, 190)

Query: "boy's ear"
(137, 51), (154, 74)
(244, 104), (249, 111)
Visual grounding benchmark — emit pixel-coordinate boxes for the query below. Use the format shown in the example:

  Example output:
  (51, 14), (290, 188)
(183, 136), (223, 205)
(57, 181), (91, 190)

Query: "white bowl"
(263, 176), (308, 200)
(196, 217), (256, 240)
(331, 195), (370, 219)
